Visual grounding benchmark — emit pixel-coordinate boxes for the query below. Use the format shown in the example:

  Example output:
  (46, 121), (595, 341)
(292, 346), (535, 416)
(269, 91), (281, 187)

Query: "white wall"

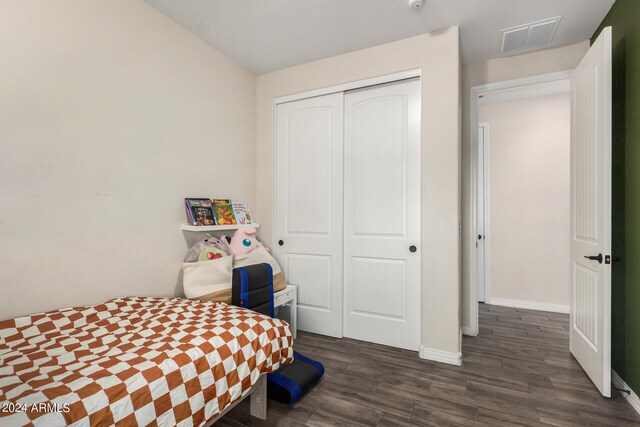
(0, 1), (256, 319)
(461, 41), (590, 329)
(256, 29), (461, 357)
(479, 94), (570, 308)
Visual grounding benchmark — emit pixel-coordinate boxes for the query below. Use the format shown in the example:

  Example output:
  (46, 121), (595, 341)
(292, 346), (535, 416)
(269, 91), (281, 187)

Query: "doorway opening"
(468, 70), (573, 336)
(467, 28), (612, 398)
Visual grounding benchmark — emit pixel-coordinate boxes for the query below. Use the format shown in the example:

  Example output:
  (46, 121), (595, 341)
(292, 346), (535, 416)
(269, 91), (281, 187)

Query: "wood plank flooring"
(218, 303), (640, 426)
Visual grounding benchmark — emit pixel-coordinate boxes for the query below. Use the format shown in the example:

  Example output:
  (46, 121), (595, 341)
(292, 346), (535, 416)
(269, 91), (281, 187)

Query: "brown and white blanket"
(0, 297), (293, 426)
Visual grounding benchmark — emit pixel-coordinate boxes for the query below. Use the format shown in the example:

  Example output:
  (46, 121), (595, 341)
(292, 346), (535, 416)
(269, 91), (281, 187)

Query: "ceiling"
(144, 0), (615, 75)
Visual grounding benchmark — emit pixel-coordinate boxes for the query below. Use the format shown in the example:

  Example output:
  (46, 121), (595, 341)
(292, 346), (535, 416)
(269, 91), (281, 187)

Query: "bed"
(0, 297), (293, 426)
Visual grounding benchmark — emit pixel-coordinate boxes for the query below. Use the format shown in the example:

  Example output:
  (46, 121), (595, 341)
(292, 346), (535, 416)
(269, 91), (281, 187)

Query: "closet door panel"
(352, 97), (406, 237)
(285, 108), (332, 235)
(352, 257), (406, 318)
(275, 93), (344, 338)
(344, 79), (421, 351)
(286, 254), (332, 310)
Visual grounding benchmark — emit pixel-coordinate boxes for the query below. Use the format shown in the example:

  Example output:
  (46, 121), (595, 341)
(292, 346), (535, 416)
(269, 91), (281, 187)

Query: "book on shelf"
(232, 202), (253, 225)
(184, 199), (192, 224)
(184, 198), (217, 226)
(211, 199), (237, 226)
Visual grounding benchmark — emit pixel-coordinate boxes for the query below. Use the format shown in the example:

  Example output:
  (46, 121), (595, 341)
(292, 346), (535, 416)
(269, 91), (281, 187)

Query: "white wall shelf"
(181, 223), (260, 232)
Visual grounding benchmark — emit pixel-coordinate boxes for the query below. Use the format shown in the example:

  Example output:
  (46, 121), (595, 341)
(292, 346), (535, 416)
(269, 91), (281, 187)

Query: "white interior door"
(570, 26), (611, 397)
(275, 93), (344, 338)
(477, 123), (488, 303)
(343, 79), (421, 351)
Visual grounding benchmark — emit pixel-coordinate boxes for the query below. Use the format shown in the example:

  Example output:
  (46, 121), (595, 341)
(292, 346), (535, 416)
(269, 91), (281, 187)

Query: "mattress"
(0, 297), (293, 426)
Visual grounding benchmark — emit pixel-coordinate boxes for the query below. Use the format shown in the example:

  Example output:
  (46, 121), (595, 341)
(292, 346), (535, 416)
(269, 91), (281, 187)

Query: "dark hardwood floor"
(219, 303), (640, 426)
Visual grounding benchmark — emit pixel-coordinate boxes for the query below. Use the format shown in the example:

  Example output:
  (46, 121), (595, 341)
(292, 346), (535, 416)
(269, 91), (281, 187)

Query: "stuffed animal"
(221, 227), (263, 256)
(184, 235), (230, 263)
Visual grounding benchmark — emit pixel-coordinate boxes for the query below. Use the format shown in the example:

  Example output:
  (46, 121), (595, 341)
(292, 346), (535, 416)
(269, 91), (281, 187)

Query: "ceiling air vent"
(500, 16), (561, 54)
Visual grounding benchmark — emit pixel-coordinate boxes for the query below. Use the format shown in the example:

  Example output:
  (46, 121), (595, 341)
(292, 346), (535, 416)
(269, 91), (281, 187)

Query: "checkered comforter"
(0, 297), (293, 426)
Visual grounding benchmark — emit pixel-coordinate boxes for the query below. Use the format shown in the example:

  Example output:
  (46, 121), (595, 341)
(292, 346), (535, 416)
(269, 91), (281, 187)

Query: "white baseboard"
(611, 370), (640, 416)
(461, 326), (478, 337)
(419, 346), (462, 366)
(486, 297), (569, 314)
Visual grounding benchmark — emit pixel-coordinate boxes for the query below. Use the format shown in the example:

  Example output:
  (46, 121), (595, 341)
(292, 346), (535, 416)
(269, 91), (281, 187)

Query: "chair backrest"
(231, 263), (274, 317)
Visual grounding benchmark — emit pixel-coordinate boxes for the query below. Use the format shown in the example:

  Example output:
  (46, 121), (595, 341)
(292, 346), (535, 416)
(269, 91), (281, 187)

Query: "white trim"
(478, 79), (570, 105)
(419, 346), (462, 366)
(486, 297), (569, 314)
(274, 69), (421, 104)
(472, 70), (573, 97)
(611, 370), (640, 416)
(462, 326), (477, 337)
(468, 69), (574, 337)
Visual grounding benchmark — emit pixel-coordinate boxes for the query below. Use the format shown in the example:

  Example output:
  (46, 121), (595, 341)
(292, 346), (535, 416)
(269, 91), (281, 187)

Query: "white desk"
(274, 285), (297, 339)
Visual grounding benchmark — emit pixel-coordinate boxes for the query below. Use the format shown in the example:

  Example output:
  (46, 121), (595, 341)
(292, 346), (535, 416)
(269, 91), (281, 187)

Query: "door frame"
(273, 69), (423, 343)
(466, 70), (573, 336)
(476, 122), (490, 303)
(274, 69), (421, 105)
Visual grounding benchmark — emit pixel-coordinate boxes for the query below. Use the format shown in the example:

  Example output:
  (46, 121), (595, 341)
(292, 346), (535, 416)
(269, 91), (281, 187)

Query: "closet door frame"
(273, 69), (422, 341)
(274, 69), (421, 105)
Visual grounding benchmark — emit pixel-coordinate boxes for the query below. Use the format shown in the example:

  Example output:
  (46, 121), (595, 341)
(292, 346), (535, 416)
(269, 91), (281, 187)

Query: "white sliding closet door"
(275, 93), (344, 338)
(343, 79), (421, 351)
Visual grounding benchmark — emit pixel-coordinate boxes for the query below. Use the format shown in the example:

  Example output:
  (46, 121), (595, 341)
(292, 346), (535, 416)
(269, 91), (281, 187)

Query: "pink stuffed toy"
(222, 227), (263, 256)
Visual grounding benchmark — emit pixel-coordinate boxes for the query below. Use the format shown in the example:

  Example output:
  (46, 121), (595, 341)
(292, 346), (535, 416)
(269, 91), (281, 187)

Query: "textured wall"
(0, 1), (256, 319)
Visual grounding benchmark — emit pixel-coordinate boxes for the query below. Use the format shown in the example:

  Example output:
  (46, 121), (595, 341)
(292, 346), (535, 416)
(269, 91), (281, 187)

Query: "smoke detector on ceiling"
(500, 16), (561, 54)
(408, 0), (424, 9)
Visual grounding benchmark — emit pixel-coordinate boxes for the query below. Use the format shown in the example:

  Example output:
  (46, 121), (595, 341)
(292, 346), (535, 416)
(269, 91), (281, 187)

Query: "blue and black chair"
(232, 263), (325, 404)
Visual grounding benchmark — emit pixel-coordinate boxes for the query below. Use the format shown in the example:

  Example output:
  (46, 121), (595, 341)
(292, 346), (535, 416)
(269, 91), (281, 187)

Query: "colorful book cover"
(211, 199), (237, 225)
(232, 202), (253, 225)
(185, 198), (216, 226)
(184, 200), (194, 224)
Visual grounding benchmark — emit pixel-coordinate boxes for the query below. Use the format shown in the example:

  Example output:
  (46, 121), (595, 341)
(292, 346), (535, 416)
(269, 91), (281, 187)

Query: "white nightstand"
(274, 285), (297, 339)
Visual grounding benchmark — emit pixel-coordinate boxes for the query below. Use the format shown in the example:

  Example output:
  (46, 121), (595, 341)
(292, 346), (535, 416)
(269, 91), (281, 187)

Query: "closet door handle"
(409, 245), (417, 253)
(278, 240), (284, 246)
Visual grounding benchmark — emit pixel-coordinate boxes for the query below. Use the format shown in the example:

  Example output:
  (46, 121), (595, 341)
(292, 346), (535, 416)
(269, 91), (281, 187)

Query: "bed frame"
(205, 374), (267, 425)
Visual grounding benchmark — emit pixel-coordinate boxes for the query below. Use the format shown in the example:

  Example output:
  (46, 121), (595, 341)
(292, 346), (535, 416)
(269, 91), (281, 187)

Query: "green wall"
(593, 0), (640, 394)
